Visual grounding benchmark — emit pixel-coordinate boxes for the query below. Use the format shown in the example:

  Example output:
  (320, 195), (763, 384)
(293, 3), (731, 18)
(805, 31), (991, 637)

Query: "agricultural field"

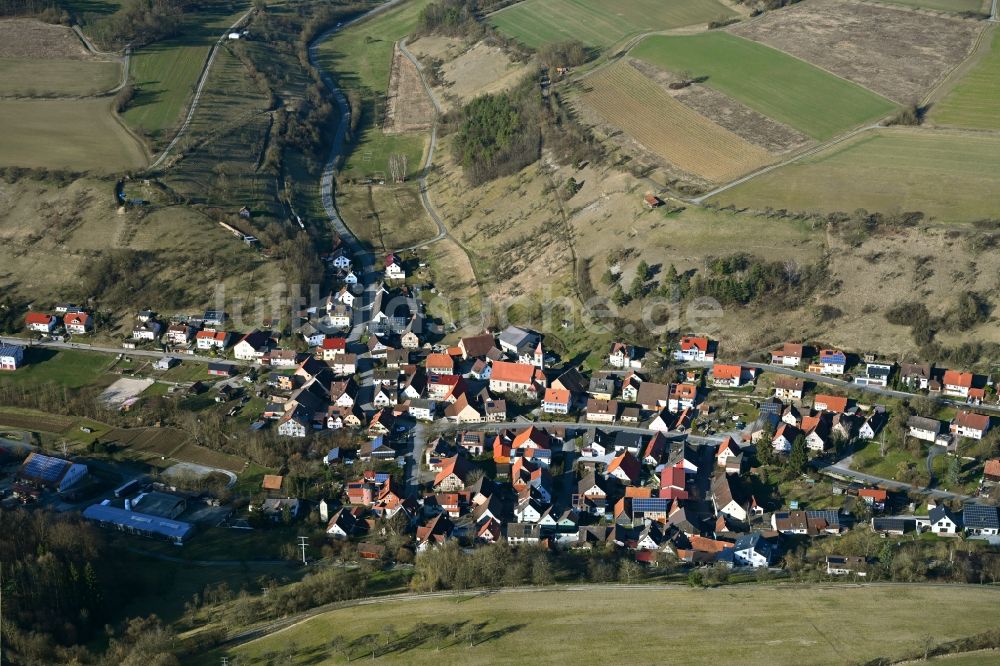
(710, 128), (1000, 221)
(729, 0), (982, 103)
(630, 33), (896, 140)
(932, 28), (1000, 129)
(0, 58), (120, 97)
(0, 408), (77, 435)
(384, 44), (434, 134)
(0, 98), (147, 171)
(210, 585), (1000, 665)
(409, 37), (528, 112)
(863, 0), (989, 13)
(577, 61), (774, 182)
(335, 183), (437, 252)
(121, 3), (249, 146)
(489, 0), (738, 51)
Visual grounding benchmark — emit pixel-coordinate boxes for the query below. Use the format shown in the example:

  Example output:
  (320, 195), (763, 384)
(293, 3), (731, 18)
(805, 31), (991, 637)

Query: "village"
(1, 230), (999, 580)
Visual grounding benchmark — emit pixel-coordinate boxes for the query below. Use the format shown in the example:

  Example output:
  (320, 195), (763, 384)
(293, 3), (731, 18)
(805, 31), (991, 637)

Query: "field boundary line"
(922, 21), (994, 112)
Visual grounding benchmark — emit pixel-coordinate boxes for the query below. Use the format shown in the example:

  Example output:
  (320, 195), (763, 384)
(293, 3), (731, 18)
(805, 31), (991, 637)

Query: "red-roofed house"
(606, 451), (640, 485)
(814, 394), (848, 414)
(858, 488), (888, 510)
(951, 411), (990, 440)
(668, 383), (697, 412)
(942, 370), (974, 398)
(64, 312), (91, 335)
(542, 387), (571, 415)
(659, 465), (688, 500)
(433, 455), (470, 492)
(25, 312), (57, 333)
(425, 353), (455, 376)
(489, 361), (544, 397)
(712, 363), (753, 388)
(716, 436), (740, 466)
(320, 336), (347, 359)
(984, 459), (1000, 484)
(673, 336), (716, 362)
(770, 342), (803, 366)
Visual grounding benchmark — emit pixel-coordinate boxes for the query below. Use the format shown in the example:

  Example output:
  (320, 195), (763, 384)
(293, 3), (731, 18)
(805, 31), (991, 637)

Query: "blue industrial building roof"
(83, 504), (193, 541)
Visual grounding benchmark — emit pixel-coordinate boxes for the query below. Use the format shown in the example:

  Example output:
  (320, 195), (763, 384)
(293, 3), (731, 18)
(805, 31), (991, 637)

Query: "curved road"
(72, 25), (131, 95)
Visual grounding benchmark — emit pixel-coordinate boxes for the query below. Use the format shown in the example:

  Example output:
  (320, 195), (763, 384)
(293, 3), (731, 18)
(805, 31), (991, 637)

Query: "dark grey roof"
(963, 504), (999, 530)
(929, 505), (958, 525)
(83, 504), (193, 541)
(907, 416), (941, 433)
(872, 517), (915, 532)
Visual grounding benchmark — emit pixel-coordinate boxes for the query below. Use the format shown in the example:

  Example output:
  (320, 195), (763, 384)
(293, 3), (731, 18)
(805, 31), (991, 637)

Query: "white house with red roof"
(711, 363), (753, 388)
(542, 387), (571, 415)
(489, 361), (544, 398)
(64, 312), (92, 335)
(196, 329), (230, 350)
(384, 253), (405, 280)
(942, 370), (974, 398)
(951, 411), (990, 440)
(24, 312), (57, 333)
(673, 336), (715, 362)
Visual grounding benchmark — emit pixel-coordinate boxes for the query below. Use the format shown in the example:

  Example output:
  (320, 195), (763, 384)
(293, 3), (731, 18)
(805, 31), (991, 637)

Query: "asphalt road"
(0, 335), (238, 367)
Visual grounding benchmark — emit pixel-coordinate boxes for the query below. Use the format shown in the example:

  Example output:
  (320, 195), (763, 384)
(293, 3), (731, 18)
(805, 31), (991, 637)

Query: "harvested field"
(0, 98), (147, 171)
(729, 0), (982, 103)
(384, 43), (433, 134)
(629, 59), (811, 154)
(0, 19), (90, 59)
(432, 40), (528, 111)
(490, 0), (737, 50)
(214, 585), (1000, 666)
(106, 426), (186, 456)
(932, 28), (1000, 129)
(169, 442), (244, 472)
(100, 377), (155, 406)
(864, 0), (989, 13)
(0, 58), (120, 97)
(631, 32), (896, 140)
(0, 409), (76, 434)
(578, 61), (774, 182)
(711, 128), (1000, 221)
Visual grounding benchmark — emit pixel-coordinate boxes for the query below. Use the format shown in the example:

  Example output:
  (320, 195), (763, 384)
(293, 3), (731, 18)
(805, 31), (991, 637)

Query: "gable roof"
(491, 361), (538, 385)
(954, 410), (989, 432)
(459, 332), (496, 358)
(679, 336), (710, 352)
(606, 451), (640, 482)
(636, 381), (670, 406)
(425, 353), (454, 370)
(712, 364), (743, 380)
(943, 370), (973, 388)
(543, 387), (571, 405)
(814, 394), (848, 413)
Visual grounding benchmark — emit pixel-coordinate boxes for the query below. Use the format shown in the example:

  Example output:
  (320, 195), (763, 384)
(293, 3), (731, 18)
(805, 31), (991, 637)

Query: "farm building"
(83, 503), (193, 545)
(18, 452), (88, 492)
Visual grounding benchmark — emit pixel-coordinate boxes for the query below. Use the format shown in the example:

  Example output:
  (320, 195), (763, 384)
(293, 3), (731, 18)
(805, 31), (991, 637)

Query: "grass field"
(631, 33), (896, 140)
(122, 3), (248, 146)
(579, 62), (773, 182)
(490, 0), (737, 50)
(212, 585), (1000, 665)
(0, 58), (120, 97)
(0, 349), (114, 389)
(933, 29), (1000, 129)
(711, 128), (1000, 221)
(335, 183), (438, 251)
(867, 0), (989, 13)
(0, 98), (147, 171)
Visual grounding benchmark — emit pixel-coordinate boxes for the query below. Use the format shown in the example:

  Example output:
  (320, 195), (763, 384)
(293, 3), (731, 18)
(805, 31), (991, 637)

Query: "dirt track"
(383, 42), (434, 134)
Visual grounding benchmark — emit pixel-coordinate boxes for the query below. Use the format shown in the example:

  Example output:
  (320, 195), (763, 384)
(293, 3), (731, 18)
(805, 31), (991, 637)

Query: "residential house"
(489, 361), (544, 398)
(409, 398), (437, 422)
(983, 458), (1000, 484)
(588, 375), (616, 401)
(711, 473), (747, 522)
(234, 330), (271, 362)
(802, 413), (831, 452)
(0, 343), (24, 371)
(928, 505), (960, 535)
(443, 393), (482, 423)
(434, 456), (470, 492)
(900, 362), (932, 391)
(384, 253), (405, 280)
(367, 410), (395, 438)
(320, 336), (347, 360)
(716, 437), (741, 467)
(483, 398), (506, 422)
(817, 349), (847, 375)
(773, 376), (804, 401)
(772, 423), (798, 453)
(771, 510), (842, 536)
(64, 312), (92, 335)
(269, 349), (298, 368)
(606, 451), (641, 485)
(586, 399), (618, 423)
(415, 514), (453, 551)
(770, 342), (804, 366)
(858, 488), (888, 511)
(859, 410), (886, 440)
(813, 394), (848, 414)
(277, 407), (310, 438)
(826, 556), (867, 576)
(400, 314), (422, 349)
(609, 342), (643, 369)
(668, 383), (697, 412)
(855, 359), (892, 387)
(24, 312), (57, 333)
(196, 329), (230, 351)
(425, 353), (455, 376)
(963, 504), (1000, 537)
(331, 353), (357, 376)
(673, 336), (716, 362)
(497, 325), (540, 359)
(907, 416), (940, 442)
(636, 381), (670, 411)
(542, 387), (572, 415)
(733, 532), (775, 568)
(456, 332), (494, 360)
(712, 364), (752, 388)
(942, 370), (974, 399)
(951, 411), (990, 440)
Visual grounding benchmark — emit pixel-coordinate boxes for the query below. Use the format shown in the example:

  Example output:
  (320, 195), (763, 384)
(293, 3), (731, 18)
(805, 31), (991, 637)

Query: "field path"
(148, 8), (254, 171)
